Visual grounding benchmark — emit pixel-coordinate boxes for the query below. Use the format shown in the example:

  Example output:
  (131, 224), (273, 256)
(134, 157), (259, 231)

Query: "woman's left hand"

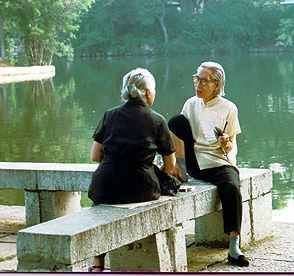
(218, 133), (233, 153)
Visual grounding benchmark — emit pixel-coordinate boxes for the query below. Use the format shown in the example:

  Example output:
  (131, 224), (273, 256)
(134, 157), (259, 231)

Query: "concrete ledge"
(0, 66), (55, 84)
(0, 162), (97, 190)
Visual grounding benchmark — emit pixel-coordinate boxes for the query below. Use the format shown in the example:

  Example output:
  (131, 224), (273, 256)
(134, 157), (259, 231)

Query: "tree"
(0, 16), (4, 58)
(276, 5), (294, 47)
(277, 18), (294, 47)
(75, 0), (285, 57)
(0, 0), (94, 65)
(76, 0), (181, 56)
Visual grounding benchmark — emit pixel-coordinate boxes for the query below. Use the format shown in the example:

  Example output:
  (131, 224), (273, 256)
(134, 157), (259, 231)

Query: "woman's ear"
(214, 81), (220, 95)
(145, 89), (151, 101)
(145, 89), (151, 97)
(144, 89), (155, 106)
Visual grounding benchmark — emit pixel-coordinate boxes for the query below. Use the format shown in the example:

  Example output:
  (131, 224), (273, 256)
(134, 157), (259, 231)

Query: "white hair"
(197, 61), (226, 96)
(120, 68), (156, 102)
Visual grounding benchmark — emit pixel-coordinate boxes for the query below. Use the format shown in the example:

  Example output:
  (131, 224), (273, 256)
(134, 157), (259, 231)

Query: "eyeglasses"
(192, 74), (218, 86)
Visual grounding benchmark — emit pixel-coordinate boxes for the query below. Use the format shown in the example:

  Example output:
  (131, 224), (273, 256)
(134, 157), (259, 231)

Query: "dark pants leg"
(168, 115), (200, 177)
(200, 166), (242, 234)
(168, 114), (242, 234)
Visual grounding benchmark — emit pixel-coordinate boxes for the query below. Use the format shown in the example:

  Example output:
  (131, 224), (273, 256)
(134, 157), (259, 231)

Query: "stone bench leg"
(156, 224), (188, 272)
(109, 224), (188, 272)
(194, 193), (272, 247)
(25, 190), (81, 226)
(195, 211), (228, 247)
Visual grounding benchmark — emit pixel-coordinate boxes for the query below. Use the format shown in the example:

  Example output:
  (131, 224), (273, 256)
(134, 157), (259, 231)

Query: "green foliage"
(0, 0), (94, 65)
(75, 0), (166, 56)
(277, 18), (294, 47)
(275, 5), (294, 47)
(74, 0), (288, 57)
(2, 0), (294, 62)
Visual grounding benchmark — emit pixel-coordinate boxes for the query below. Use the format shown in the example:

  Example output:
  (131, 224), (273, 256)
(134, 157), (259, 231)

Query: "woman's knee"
(218, 181), (241, 200)
(168, 114), (194, 143)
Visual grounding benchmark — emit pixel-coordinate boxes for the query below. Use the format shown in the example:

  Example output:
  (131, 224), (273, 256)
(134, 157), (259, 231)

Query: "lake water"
(0, 53), (293, 219)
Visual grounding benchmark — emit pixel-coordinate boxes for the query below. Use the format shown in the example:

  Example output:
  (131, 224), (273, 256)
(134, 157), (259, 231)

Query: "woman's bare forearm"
(90, 141), (103, 162)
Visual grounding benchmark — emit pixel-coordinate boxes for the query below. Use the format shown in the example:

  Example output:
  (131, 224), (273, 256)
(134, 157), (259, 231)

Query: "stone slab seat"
(16, 168), (272, 272)
(16, 195), (192, 272)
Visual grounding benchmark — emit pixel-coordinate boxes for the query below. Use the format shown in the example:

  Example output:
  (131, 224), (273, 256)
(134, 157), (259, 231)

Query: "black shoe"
(88, 265), (104, 272)
(228, 254), (250, 267)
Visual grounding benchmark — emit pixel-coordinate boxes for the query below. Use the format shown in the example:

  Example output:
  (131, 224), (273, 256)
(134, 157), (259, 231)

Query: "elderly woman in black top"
(88, 68), (179, 272)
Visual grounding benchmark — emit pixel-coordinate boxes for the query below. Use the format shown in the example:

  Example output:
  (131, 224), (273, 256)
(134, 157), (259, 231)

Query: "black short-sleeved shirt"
(88, 98), (175, 204)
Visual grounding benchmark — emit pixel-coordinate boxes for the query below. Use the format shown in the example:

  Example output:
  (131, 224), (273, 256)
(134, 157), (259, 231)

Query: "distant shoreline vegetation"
(1, 0), (294, 65)
(75, 45), (294, 59)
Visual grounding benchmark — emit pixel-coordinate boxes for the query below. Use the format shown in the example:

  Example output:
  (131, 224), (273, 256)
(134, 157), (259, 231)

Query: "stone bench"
(11, 164), (272, 272)
(0, 162), (97, 226)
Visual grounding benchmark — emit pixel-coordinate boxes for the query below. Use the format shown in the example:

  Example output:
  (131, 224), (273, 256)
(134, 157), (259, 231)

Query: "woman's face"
(145, 88), (156, 106)
(193, 67), (219, 103)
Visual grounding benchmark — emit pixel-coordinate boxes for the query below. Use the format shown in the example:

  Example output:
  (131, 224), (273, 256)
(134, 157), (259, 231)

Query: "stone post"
(25, 190), (81, 226)
(109, 224), (188, 272)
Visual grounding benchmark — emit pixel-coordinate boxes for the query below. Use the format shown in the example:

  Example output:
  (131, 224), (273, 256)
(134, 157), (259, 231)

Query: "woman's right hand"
(218, 133), (233, 154)
(172, 163), (187, 182)
(162, 162), (186, 182)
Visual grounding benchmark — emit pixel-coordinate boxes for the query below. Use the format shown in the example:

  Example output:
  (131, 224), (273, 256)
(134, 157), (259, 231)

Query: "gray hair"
(121, 68), (156, 102)
(197, 61), (226, 96)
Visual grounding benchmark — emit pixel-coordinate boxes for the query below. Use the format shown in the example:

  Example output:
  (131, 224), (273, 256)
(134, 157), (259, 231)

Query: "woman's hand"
(218, 133), (233, 154)
(162, 153), (186, 182)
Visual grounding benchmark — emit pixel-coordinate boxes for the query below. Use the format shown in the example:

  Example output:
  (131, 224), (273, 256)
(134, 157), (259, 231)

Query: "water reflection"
(0, 53), (293, 211)
(0, 79), (90, 163)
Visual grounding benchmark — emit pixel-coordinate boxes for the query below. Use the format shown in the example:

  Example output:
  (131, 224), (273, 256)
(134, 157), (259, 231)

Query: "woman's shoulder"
(182, 96), (200, 110)
(184, 96), (199, 104)
(220, 97), (238, 111)
(102, 103), (124, 116)
(150, 109), (167, 122)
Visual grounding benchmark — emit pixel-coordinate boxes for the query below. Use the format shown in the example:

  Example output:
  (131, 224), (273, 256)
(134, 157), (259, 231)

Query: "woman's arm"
(90, 141), (103, 162)
(170, 132), (185, 158)
(162, 152), (185, 181)
(162, 153), (176, 175)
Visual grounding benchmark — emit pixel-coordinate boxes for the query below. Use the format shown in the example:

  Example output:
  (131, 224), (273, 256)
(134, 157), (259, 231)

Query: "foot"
(228, 254), (250, 267)
(88, 265), (104, 272)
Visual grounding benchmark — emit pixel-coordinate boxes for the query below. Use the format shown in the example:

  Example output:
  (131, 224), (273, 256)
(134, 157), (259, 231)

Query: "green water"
(0, 53), (293, 213)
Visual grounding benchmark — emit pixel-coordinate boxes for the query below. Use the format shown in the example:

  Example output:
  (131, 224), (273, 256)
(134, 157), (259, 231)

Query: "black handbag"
(153, 165), (181, 196)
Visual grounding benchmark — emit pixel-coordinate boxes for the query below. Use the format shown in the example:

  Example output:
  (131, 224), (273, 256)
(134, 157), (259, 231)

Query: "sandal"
(88, 265), (104, 272)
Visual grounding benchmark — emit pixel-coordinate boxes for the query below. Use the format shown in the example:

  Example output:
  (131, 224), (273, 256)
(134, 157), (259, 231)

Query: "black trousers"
(168, 115), (242, 234)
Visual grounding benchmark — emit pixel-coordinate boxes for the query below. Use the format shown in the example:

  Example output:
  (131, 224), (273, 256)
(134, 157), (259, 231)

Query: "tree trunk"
(24, 38), (53, 65)
(179, 0), (194, 16)
(158, 0), (168, 54)
(0, 17), (5, 58)
(191, 0), (205, 14)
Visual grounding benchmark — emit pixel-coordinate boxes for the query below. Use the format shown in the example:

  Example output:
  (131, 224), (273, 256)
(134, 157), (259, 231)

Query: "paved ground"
(0, 206), (293, 273)
(188, 222), (294, 272)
